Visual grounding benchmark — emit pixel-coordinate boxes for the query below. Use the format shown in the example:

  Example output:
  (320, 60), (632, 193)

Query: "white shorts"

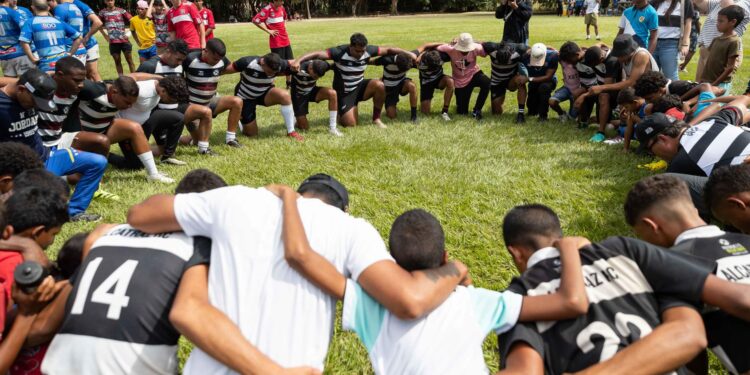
(0, 55), (34, 77)
(86, 44), (100, 62)
(75, 53), (87, 65)
(58, 132), (79, 149)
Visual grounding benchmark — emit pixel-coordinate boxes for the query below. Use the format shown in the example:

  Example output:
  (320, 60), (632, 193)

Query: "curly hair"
(159, 75), (189, 103)
(0, 143), (44, 177)
(624, 175), (691, 226)
(634, 71), (669, 98)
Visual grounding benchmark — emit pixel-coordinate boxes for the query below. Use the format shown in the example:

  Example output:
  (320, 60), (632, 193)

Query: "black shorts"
(292, 86), (321, 117)
(708, 106), (744, 127)
(271, 45), (294, 60)
(185, 98), (221, 132)
(240, 91), (270, 124)
(491, 80), (512, 99)
(420, 75), (447, 102)
(385, 78), (411, 108)
(109, 42), (132, 55)
(337, 79), (369, 115)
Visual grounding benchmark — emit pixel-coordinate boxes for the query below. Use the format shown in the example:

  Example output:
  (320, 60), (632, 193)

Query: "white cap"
(529, 43), (547, 67)
(137, 0), (148, 8)
(455, 32), (479, 53)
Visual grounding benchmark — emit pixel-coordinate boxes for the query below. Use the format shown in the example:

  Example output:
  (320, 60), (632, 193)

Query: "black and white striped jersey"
(232, 56), (287, 100)
(416, 50), (450, 85)
(77, 80), (118, 133)
(482, 42), (527, 86)
(671, 225), (750, 374)
(182, 51), (230, 105)
(327, 44), (380, 93)
(37, 94), (77, 147)
(137, 56), (184, 77)
(42, 224), (211, 375)
(498, 236), (712, 375)
(291, 60), (327, 96)
(371, 53), (411, 88)
(576, 47), (612, 88)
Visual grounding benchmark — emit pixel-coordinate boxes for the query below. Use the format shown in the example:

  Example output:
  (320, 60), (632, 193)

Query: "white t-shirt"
(116, 80), (160, 124)
(585, 0), (599, 14)
(175, 186), (393, 373)
(343, 281), (523, 375)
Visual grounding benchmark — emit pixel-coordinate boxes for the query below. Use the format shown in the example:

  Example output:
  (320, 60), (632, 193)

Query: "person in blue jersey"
(0, 0), (33, 77)
(9, 0), (31, 22)
(19, 0), (82, 72)
(49, 0), (87, 65)
(0, 69), (105, 222)
(72, 0), (103, 81)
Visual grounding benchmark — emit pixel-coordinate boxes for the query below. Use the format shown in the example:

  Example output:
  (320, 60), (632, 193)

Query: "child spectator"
(617, 87), (647, 151)
(550, 41), (585, 122)
(701, 5), (744, 92)
(129, 0), (157, 61)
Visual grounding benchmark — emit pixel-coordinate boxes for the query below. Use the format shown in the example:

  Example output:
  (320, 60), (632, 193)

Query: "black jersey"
(77, 80), (117, 133)
(137, 56), (184, 77)
(291, 60), (327, 96)
(416, 49), (450, 85)
(482, 42), (527, 85)
(498, 236), (712, 374)
(671, 225), (750, 374)
(182, 51), (230, 105)
(371, 53), (410, 88)
(327, 44), (379, 93)
(42, 224), (211, 374)
(232, 56), (286, 100)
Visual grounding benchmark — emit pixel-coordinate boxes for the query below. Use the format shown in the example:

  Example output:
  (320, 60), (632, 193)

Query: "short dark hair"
(167, 39), (189, 55)
(634, 71), (668, 98)
(297, 181), (347, 211)
(55, 56), (85, 75)
(54, 231), (87, 279)
(0, 143), (43, 177)
(617, 87), (639, 105)
(421, 50), (443, 69)
(583, 46), (602, 67)
(389, 209), (445, 271)
(502, 204), (562, 250)
(652, 94), (682, 114)
(206, 38), (226, 57)
(662, 121), (690, 137)
(175, 169), (227, 194)
(559, 41), (581, 63)
(719, 5), (745, 26)
(310, 60), (330, 77)
(6, 187), (68, 232)
(624, 175), (691, 226)
(705, 164), (750, 210)
(14, 169), (69, 198)
(159, 75), (189, 103)
(263, 53), (283, 72)
(350, 33), (368, 47)
(394, 52), (413, 72)
(0, 203), (6, 235)
(113, 76), (139, 98)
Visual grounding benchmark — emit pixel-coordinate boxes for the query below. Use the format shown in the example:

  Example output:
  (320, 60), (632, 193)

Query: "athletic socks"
(373, 107), (382, 121)
(226, 131), (236, 143)
(442, 106), (449, 114)
(329, 111), (338, 129)
(518, 105), (525, 114)
(137, 151), (159, 176)
(198, 141), (209, 152)
(410, 106), (417, 121)
(280, 104), (296, 133)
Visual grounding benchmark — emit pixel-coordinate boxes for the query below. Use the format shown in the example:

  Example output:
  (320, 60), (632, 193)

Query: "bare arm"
(253, 21), (278, 37)
(701, 274), (750, 321)
(380, 46), (417, 60)
(647, 29), (658, 54)
(517, 237), (589, 322)
(570, 306), (706, 375)
(531, 67), (557, 84)
(0, 236), (50, 268)
(20, 42), (37, 63)
(692, 0), (709, 14)
(496, 342), (544, 375)
(127, 72), (163, 81)
(680, 18), (693, 56)
(84, 13), (103, 44)
(711, 55), (738, 86)
(690, 95), (750, 125)
(592, 52), (650, 94)
(24, 282), (71, 347)
(416, 42), (443, 54)
(146, 0), (154, 19)
(127, 194), (181, 234)
(99, 27), (110, 43)
(295, 50), (330, 65)
(197, 22), (205, 49)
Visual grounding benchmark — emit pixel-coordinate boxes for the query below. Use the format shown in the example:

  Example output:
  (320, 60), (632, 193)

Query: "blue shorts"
(518, 64), (529, 77)
(138, 45), (158, 60)
(551, 87), (574, 103)
(694, 91), (717, 117)
(717, 81), (732, 95)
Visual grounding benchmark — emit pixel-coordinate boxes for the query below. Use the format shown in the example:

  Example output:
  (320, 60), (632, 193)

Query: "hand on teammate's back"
(552, 236), (591, 251)
(278, 367), (322, 375)
(13, 276), (62, 316)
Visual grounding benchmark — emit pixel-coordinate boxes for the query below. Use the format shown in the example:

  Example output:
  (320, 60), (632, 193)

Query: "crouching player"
(289, 59), (341, 136)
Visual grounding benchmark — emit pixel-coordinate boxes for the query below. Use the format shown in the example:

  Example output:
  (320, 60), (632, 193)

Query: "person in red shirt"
(195, 0), (214, 40)
(99, 0), (136, 76)
(253, 0), (292, 87)
(167, 0), (205, 53)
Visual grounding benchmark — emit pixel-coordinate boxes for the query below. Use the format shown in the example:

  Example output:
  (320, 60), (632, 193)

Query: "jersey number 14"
(70, 257), (139, 320)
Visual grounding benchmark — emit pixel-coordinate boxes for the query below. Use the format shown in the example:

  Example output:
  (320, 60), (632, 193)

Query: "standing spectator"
(693, 0), (750, 82)
(72, 0), (104, 82)
(195, 0), (214, 40)
(51, 0), (88, 65)
(701, 5), (743, 92)
(19, 0), (82, 73)
(151, 0), (169, 54)
(522, 43), (559, 122)
(130, 0), (157, 61)
(99, 0), (135, 76)
(584, 0), (601, 39)
(617, 0), (659, 53)
(167, 0), (205, 53)
(680, 9), (701, 73)
(557, 0), (564, 16)
(568, 0), (575, 16)
(495, 0), (532, 44)
(651, 0), (694, 81)
(253, 1), (293, 88)
(0, 0), (34, 77)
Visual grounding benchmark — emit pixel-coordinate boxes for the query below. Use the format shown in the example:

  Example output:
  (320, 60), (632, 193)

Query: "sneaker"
(559, 113), (570, 123)
(70, 212), (102, 222)
(147, 172), (175, 184)
(287, 131), (305, 141)
(637, 159), (668, 171)
(373, 119), (388, 129)
(589, 132), (606, 142)
(441, 112), (451, 121)
(329, 128), (343, 137)
(472, 109), (482, 121)
(596, 35), (601, 40)
(603, 136), (624, 145)
(586, 35), (591, 40)
(161, 156), (188, 166)
(516, 113), (526, 124)
(198, 148), (219, 156)
(225, 139), (243, 148)
(93, 189), (120, 201)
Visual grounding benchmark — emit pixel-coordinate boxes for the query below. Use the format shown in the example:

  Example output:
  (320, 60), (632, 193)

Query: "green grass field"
(52, 13), (749, 373)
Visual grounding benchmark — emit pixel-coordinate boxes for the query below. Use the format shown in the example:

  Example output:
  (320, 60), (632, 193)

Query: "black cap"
(635, 113), (674, 153)
(298, 173), (349, 210)
(18, 69), (56, 112)
(610, 34), (639, 58)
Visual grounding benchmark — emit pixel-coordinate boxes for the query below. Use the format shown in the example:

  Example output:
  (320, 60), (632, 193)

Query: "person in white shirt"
(127, 173), (470, 372)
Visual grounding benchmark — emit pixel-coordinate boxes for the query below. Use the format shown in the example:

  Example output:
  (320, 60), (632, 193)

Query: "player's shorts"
(419, 75), (447, 102)
(584, 12), (598, 25)
(336, 79), (370, 115)
(385, 78), (411, 107)
(704, 311), (750, 374)
(518, 64), (529, 77)
(109, 42), (132, 55)
(86, 44), (100, 62)
(58, 131), (79, 149)
(292, 86), (321, 117)
(239, 90), (270, 124)
(138, 45), (158, 60)
(74, 52), (87, 65)
(270, 45), (294, 60)
(491, 80), (512, 99)
(551, 86), (574, 103)
(0, 55), (35, 77)
(186, 97), (222, 132)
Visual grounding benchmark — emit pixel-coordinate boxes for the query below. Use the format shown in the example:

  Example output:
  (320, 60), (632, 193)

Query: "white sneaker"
(559, 113), (570, 122)
(329, 128), (343, 137)
(603, 136), (624, 145)
(586, 35), (591, 40)
(147, 172), (175, 184)
(441, 112), (451, 121)
(373, 119), (387, 129)
(596, 35), (601, 40)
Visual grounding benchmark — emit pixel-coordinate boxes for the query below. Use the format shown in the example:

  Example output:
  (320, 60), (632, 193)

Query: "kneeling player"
(371, 51), (418, 123)
(290, 59), (341, 136)
(482, 41), (528, 120)
(415, 49), (453, 120)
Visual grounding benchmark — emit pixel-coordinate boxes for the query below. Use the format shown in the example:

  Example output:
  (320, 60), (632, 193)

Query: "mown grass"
(50, 12), (748, 374)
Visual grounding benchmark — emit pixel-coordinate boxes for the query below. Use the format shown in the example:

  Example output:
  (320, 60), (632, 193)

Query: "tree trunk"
(305, 0), (311, 19)
(390, 0), (398, 15)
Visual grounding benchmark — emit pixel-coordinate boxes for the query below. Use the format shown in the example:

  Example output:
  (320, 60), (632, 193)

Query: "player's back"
(0, 6), (22, 46)
(25, 16), (67, 58)
(42, 224), (211, 375)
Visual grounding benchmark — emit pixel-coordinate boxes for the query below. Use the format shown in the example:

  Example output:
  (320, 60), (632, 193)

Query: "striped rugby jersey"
(182, 51), (229, 104)
(498, 237), (712, 374)
(72, 0), (97, 49)
(137, 55), (184, 77)
(77, 80), (118, 133)
(19, 15), (80, 71)
(54, 2), (87, 57)
(38, 94), (77, 147)
(290, 60), (327, 96)
(371, 53), (411, 88)
(232, 55), (287, 100)
(0, 6), (25, 60)
(482, 42), (527, 86)
(327, 44), (380, 94)
(251, 3), (289, 48)
(416, 50), (450, 85)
